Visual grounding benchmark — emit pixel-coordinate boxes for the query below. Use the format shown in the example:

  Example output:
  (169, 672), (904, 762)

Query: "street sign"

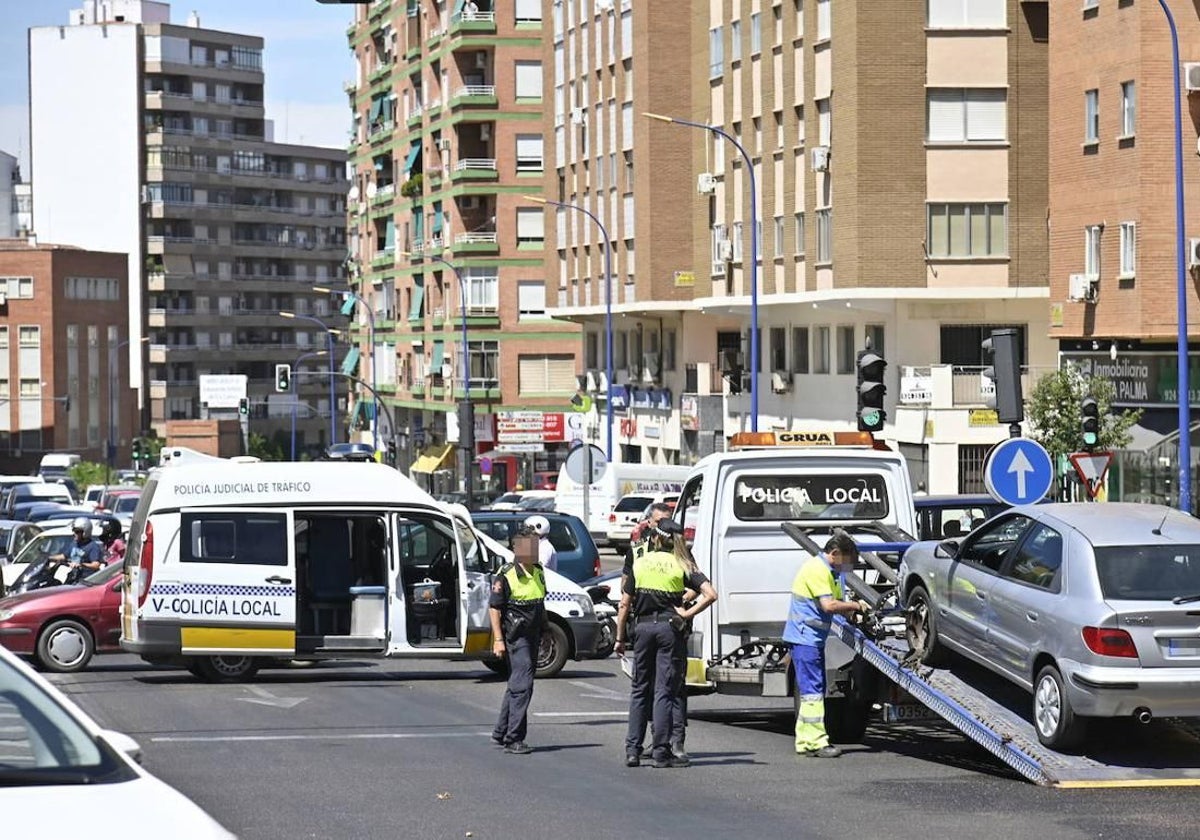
(564, 443), (607, 485)
(479, 456), (492, 476)
(984, 438), (1054, 506)
(1068, 451), (1113, 501)
(199, 374), (248, 409)
(496, 443), (544, 453)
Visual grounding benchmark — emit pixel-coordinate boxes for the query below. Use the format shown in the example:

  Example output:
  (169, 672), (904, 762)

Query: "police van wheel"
(904, 585), (949, 667)
(193, 655), (261, 683)
(36, 619), (95, 673)
(536, 623), (570, 678)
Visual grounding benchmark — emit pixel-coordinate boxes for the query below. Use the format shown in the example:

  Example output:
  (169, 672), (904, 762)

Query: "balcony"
(406, 105), (423, 128)
(897, 364), (1056, 410)
(451, 231), (499, 255)
(343, 78), (357, 95)
(450, 158), (498, 183)
(451, 85), (497, 108)
(449, 10), (496, 35)
(367, 62), (392, 85)
(368, 120), (395, 142)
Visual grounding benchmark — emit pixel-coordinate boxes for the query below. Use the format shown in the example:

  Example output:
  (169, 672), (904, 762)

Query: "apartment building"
(0, 239), (131, 472)
(0, 152), (30, 239)
(346, 0), (580, 487)
(547, 0), (1052, 491)
(29, 1), (349, 451)
(1049, 0), (1200, 507)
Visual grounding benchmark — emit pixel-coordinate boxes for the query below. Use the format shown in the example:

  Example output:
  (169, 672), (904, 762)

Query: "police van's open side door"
(457, 519), (494, 656)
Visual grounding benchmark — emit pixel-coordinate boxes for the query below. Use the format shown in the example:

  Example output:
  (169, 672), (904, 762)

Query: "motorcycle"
(7, 556), (75, 596)
(586, 582), (620, 659)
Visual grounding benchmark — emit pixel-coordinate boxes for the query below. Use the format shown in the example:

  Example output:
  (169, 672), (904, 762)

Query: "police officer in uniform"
(615, 518), (717, 768)
(489, 527), (546, 755)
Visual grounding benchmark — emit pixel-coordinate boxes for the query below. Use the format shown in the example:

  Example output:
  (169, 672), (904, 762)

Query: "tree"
(69, 461), (110, 489)
(1026, 368), (1142, 463)
(248, 432), (284, 462)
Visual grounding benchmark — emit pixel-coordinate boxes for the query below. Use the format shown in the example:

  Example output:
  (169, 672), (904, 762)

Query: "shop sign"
(496, 411), (565, 443)
(1061, 351), (1200, 407)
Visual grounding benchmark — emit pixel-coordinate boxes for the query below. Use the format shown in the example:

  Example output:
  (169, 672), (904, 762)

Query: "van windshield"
(732, 474), (890, 521)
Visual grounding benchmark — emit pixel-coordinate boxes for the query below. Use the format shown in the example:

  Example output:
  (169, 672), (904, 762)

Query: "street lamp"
(1156, 0), (1192, 513)
(522, 194), (614, 462)
(107, 336), (149, 486)
(644, 111), (761, 433)
(289, 349), (328, 460)
(313, 286), (378, 453)
(399, 249), (474, 508)
(279, 311), (340, 447)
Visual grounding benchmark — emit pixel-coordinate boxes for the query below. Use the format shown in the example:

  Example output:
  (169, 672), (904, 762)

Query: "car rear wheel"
(536, 622), (570, 678)
(36, 619), (95, 673)
(193, 655), (261, 683)
(1034, 664), (1087, 751)
(904, 585), (950, 667)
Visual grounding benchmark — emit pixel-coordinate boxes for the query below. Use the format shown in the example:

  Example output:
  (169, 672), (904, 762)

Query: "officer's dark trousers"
(493, 631), (537, 744)
(670, 636), (688, 746)
(625, 620), (682, 760)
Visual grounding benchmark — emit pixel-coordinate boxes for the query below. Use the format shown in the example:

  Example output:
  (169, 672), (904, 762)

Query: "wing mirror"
(101, 730), (144, 764)
(934, 539), (960, 559)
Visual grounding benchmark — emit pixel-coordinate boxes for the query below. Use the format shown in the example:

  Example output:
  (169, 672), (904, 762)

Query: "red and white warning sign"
(1068, 451), (1113, 500)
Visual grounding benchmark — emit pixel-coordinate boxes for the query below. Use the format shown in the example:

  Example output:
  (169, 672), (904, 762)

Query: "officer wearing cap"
(489, 525), (547, 755)
(615, 518), (717, 768)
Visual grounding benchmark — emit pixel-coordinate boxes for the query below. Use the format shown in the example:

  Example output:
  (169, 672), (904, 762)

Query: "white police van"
(120, 461), (601, 681)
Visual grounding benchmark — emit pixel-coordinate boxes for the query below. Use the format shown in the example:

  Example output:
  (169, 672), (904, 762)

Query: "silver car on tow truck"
(899, 502), (1200, 751)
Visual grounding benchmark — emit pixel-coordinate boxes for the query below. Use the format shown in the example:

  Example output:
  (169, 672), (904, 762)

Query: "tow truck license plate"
(883, 703), (938, 723)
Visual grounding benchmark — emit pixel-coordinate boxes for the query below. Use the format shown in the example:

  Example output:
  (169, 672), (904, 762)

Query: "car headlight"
(571, 594), (595, 617)
(0, 609), (15, 622)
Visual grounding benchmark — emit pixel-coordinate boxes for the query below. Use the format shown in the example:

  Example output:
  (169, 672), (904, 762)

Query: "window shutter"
(545, 356), (577, 392)
(515, 0), (541, 22)
(927, 90), (964, 142)
(515, 61), (543, 98)
(516, 208), (545, 239)
(518, 356), (549, 393)
(518, 280), (546, 314)
(965, 90), (1006, 141)
(515, 134), (544, 160)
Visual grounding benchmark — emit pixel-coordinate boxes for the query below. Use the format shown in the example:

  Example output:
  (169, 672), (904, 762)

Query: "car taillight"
(1082, 626), (1138, 658)
(609, 513), (616, 523)
(137, 520), (154, 608)
(593, 553), (601, 577)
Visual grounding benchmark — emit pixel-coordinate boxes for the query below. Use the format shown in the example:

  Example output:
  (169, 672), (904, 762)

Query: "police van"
(120, 461), (601, 681)
(672, 431), (919, 736)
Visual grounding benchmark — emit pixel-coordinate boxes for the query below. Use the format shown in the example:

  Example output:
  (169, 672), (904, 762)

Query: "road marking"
(568, 680), (627, 701)
(533, 711), (628, 717)
(235, 685), (307, 709)
(152, 731), (491, 744)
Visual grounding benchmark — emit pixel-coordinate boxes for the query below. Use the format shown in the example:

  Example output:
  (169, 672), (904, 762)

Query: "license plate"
(1166, 639), (1200, 657)
(882, 703), (938, 723)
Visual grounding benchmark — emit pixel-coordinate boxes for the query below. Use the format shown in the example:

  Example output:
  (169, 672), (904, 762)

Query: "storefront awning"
(410, 443), (455, 474)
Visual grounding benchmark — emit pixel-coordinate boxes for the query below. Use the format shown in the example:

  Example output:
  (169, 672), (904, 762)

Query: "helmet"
(523, 515), (550, 537)
(101, 519), (123, 542)
(71, 517), (91, 535)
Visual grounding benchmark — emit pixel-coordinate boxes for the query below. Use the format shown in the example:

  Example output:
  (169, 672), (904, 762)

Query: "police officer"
(489, 525), (547, 755)
(615, 518), (717, 768)
(784, 530), (869, 758)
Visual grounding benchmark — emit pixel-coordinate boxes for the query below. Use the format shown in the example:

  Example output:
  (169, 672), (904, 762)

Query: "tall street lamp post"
(107, 336), (148, 486)
(644, 111), (761, 432)
(279, 311), (340, 447)
(313, 287), (378, 452)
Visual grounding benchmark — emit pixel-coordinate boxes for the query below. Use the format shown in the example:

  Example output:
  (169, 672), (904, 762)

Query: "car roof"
(473, 511), (577, 522)
(1015, 502), (1200, 547)
(914, 494), (1002, 507)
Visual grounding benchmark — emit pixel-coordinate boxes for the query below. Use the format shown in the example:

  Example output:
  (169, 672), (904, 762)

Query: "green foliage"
(248, 432), (285, 462)
(399, 174), (424, 199)
(1026, 368), (1142, 461)
(69, 461), (110, 489)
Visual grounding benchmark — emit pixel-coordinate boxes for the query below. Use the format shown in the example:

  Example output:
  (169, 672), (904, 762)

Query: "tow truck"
(678, 431), (1200, 787)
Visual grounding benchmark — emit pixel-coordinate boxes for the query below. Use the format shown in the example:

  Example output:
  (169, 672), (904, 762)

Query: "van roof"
(695, 446), (906, 471)
(144, 461), (444, 511)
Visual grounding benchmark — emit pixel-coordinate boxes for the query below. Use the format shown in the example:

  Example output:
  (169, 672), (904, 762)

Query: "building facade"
(0, 240), (131, 472)
(546, 0), (1053, 492)
(0, 151), (26, 240)
(29, 1), (350, 453)
(345, 0), (580, 489)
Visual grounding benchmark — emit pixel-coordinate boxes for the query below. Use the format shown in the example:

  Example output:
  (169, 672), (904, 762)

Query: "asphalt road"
(43, 652), (1200, 840)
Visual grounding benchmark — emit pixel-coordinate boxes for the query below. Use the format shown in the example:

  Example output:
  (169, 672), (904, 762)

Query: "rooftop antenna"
(1152, 510), (1170, 537)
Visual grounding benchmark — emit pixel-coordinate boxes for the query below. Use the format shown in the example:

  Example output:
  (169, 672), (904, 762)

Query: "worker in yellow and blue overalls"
(784, 531), (869, 758)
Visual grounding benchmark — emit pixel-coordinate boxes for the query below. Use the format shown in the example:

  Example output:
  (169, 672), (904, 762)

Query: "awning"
(403, 142), (422, 174)
(410, 443), (455, 474)
(432, 205), (443, 234)
(408, 281), (425, 320)
(340, 346), (361, 376)
(451, 0), (465, 17)
(340, 296), (356, 316)
(368, 96), (385, 123)
(384, 218), (396, 250)
(431, 340), (445, 370)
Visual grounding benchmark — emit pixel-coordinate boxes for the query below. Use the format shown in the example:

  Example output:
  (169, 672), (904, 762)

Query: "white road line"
(151, 731), (492, 744)
(568, 680), (627, 701)
(533, 711), (628, 717)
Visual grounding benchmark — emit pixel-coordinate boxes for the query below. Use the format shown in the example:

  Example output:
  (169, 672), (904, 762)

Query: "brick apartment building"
(0, 239), (132, 473)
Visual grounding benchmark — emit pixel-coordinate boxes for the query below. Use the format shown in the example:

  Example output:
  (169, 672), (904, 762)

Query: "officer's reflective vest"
(631, 549), (686, 595)
(501, 562), (546, 604)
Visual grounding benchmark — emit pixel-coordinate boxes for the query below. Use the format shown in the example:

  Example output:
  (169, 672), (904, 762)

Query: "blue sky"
(0, 0), (357, 171)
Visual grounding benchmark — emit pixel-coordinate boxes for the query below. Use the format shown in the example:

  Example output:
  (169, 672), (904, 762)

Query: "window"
(1, 277), (33, 299)
(514, 61), (543, 99)
(516, 207), (545, 246)
(751, 13), (761, 54)
(1119, 221), (1136, 278)
(468, 340), (500, 385)
(181, 512), (288, 565)
(927, 0), (1005, 28)
(732, 221), (744, 262)
(817, 98), (831, 146)
(815, 208), (832, 262)
(774, 216), (785, 257)
(18, 378), (39, 398)
(770, 327), (787, 371)
(1120, 80), (1136, 137)
(1085, 224), (1102, 279)
(515, 134), (544, 172)
(731, 20), (742, 62)
(866, 324), (885, 357)
(795, 212), (805, 253)
(18, 326), (39, 347)
(815, 326), (830, 374)
(464, 267), (499, 312)
(0, 326), (6, 348)
(517, 280), (547, 319)
(514, 0), (542, 23)
(958, 514), (1032, 572)
(664, 329), (677, 371)
(1085, 89), (1099, 144)
(712, 223), (728, 266)
(926, 89), (1007, 143)
(927, 203), (1008, 257)
(1005, 523), (1064, 591)
(709, 26), (724, 78)
(816, 0), (831, 39)
(939, 324), (1027, 366)
(836, 325), (855, 374)
(518, 355), (575, 394)
(791, 327), (809, 374)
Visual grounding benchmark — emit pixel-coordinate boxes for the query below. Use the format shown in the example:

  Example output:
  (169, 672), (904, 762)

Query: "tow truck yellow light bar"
(730, 431), (879, 449)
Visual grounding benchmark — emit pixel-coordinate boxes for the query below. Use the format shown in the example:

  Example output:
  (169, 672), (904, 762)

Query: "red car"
(0, 562), (123, 672)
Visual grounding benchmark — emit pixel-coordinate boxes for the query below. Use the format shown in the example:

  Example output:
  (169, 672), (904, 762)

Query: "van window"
(181, 512), (288, 566)
(732, 474), (890, 521)
(614, 495), (653, 512)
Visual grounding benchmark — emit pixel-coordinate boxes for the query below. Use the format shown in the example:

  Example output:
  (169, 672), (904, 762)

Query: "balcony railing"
(453, 158), (497, 171)
(454, 231), (497, 245)
(897, 364), (1057, 409)
(368, 120), (395, 139)
(452, 10), (496, 23)
(454, 85), (496, 99)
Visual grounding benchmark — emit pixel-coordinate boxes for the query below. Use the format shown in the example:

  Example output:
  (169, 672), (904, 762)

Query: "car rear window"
(732, 474), (890, 521)
(614, 496), (653, 512)
(547, 521), (580, 552)
(1094, 545), (1200, 601)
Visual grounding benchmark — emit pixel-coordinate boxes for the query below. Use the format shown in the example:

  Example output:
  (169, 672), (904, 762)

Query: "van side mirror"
(934, 539), (960, 560)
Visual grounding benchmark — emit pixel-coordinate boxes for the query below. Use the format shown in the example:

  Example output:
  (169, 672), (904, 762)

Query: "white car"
(0, 645), (233, 837)
(605, 493), (678, 554)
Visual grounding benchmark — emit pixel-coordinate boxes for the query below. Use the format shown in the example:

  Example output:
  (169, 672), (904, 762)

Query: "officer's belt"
(508, 598), (544, 606)
(634, 611), (678, 623)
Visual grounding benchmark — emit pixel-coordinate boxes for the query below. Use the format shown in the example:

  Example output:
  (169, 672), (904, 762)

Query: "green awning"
(432, 204), (443, 234)
(340, 296), (356, 316)
(373, 156), (386, 171)
(408, 281), (425, 320)
(413, 210), (424, 239)
(403, 142), (422, 174)
(368, 96), (384, 123)
(431, 341), (445, 369)
(452, 0), (465, 17)
(384, 219), (396, 250)
(340, 346), (361, 375)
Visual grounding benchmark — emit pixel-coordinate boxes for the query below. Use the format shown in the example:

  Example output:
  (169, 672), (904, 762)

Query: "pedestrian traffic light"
(1081, 395), (1101, 451)
(855, 349), (887, 433)
(275, 363), (292, 393)
(981, 328), (1025, 425)
(238, 397), (249, 416)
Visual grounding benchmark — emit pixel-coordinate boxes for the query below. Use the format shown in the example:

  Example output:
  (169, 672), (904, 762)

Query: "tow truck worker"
(784, 531), (869, 758)
(615, 518), (717, 768)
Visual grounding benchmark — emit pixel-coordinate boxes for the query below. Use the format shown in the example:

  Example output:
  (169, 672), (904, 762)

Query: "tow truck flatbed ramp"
(833, 620), (1200, 788)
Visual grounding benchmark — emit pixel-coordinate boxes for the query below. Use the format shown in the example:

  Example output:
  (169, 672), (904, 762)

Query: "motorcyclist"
(48, 518), (106, 583)
(522, 514), (557, 573)
(100, 519), (126, 565)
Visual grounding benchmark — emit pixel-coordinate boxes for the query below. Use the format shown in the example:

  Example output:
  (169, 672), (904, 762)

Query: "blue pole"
(1160, 0), (1192, 513)
(291, 350), (325, 460)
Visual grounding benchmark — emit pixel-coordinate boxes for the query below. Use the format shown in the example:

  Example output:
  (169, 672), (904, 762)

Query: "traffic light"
(131, 438), (143, 468)
(856, 349), (887, 433)
(275, 363), (292, 393)
(981, 328), (1025, 425)
(238, 397), (249, 416)
(457, 401), (475, 454)
(1081, 395), (1100, 451)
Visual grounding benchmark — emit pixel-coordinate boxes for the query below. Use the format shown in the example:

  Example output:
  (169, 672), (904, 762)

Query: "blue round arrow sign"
(983, 438), (1054, 506)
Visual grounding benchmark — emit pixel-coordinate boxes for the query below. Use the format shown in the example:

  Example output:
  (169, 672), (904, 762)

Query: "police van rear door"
(456, 518), (493, 656)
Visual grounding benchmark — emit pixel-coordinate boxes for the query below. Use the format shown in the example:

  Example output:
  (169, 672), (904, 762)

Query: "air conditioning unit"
(1068, 273), (1098, 304)
(771, 371), (792, 393)
(697, 173), (717, 195)
(1185, 63), (1200, 92)
(811, 145), (830, 172)
(479, 124), (491, 141)
(437, 138), (451, 151)
(571, 107), (586, 125)
(474, 51), (488, 69)
(1191, 238), (1200, 268)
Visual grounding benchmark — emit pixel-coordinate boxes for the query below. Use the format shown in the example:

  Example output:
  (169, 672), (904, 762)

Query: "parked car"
(488, 492), (527, 511)
(900, 502), (1200, 751)
(95, 486), (141, 514)
(516, 495), (556, 512)
(913, 494), (1009, 541)
(471, 511), (601, 583)
(23, 503), (94, 523)
(605, 493), (679, 554)
(322, 442), (377, 462)
(82, 484), (106, 510)
(0, 520), (40, 564)
(0, 645), (234, 836)
(1, 482), (74, 518)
